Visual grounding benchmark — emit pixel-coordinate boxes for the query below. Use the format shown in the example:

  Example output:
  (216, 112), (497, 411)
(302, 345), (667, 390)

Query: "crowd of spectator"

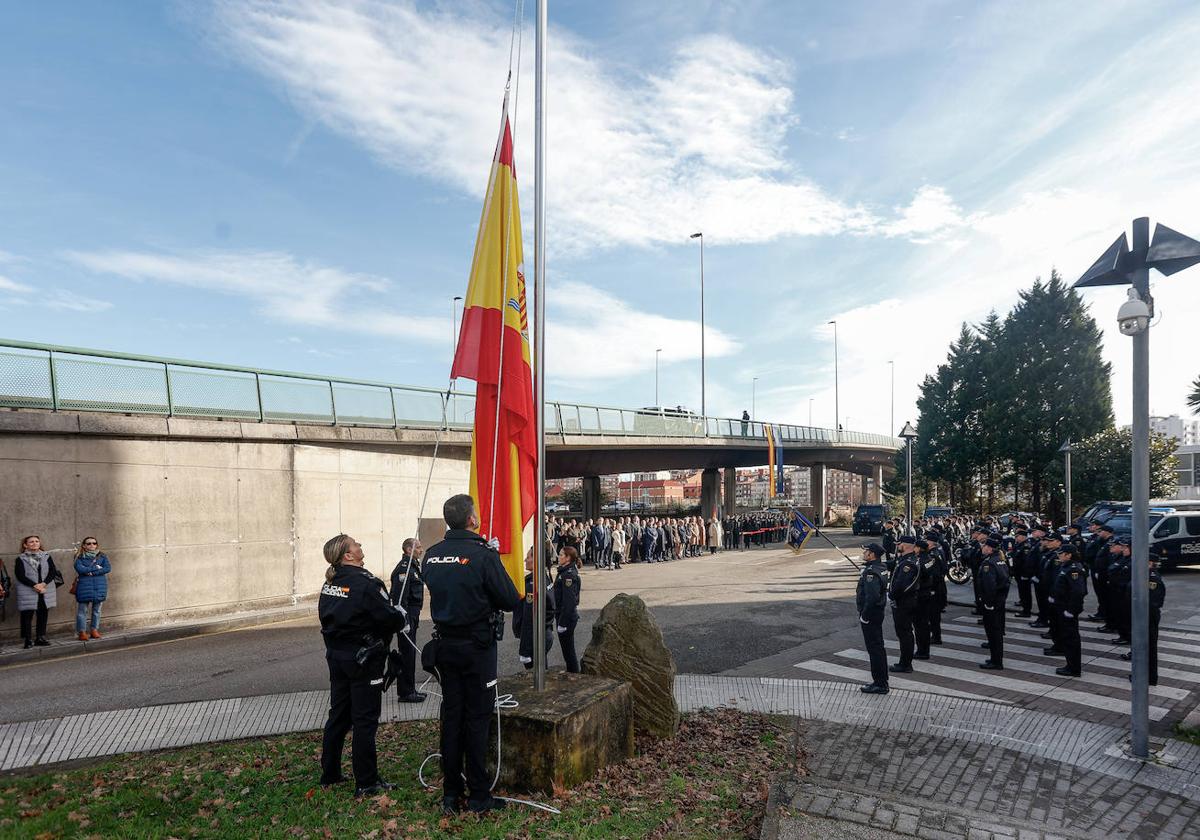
(0, 535), (112, 651)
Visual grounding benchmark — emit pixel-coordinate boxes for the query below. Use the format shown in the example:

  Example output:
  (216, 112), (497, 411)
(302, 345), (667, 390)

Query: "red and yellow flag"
(451, 99), (535, 595)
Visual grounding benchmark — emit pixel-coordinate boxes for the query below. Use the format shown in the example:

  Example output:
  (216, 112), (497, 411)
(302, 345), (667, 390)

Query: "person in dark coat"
(554, 546), (582, 673)
(888, 536), (921, 674)
(389, 537), (426, 703)
(1050, 543), (1088, 677)
(512, 545), (555, 669)
(15, 535), (60, 649)
(72, 537), (111, 640)
(857, 543), (889, 694)
(978, 539), (1010, 669)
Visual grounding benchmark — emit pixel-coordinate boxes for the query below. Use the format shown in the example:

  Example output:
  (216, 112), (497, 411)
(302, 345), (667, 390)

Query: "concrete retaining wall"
(0, 433), (468, 635)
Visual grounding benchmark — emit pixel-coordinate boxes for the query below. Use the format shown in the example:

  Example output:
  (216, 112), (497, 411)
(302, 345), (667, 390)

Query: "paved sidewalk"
(2, 674), (1197, 838)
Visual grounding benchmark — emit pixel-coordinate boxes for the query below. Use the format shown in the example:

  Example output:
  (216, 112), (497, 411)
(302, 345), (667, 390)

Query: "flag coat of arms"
(451, 98), (535, 595)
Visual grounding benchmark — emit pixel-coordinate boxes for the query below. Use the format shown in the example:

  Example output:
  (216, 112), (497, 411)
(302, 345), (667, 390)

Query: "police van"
(1149, 511), (1200, 569)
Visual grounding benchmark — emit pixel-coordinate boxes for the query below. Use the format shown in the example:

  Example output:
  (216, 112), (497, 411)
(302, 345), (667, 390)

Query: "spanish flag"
(765, 424), (777, 499)
(451, 96), (536, 595)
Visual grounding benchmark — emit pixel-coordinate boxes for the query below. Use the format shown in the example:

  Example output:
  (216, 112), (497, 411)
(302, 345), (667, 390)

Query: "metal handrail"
(0, 338), (900, 447)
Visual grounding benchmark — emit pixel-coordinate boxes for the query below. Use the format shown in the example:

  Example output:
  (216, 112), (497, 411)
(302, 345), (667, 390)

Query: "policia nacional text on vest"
(421, 494), (522, 816)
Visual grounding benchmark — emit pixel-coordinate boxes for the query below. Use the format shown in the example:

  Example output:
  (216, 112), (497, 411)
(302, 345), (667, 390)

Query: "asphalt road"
(2, 530), (1198, 724)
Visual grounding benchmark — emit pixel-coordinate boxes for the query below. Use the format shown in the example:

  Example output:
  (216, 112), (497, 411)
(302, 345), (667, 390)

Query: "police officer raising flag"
(421, 494), (522, 816)
(318, 533), (410, 797)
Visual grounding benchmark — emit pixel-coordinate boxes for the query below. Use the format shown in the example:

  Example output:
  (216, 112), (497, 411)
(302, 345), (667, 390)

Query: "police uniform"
(977, 540), (1009, 669)
(856, 544), (889, 693)
(1106, 541), (1133, 643)
(553, 561), (582, 672)
(389, 549), (425, 701)
(513, 567), (555, 669)
(914, 542), (938, 658)
(1148, 551), (1166, 686)
(421, 528), (521, 809)
(1010, 533), (1034, 617)
(888, 539), (921, 672)
(1049, 546), (1087, 675)
(319, 563), (409, 793)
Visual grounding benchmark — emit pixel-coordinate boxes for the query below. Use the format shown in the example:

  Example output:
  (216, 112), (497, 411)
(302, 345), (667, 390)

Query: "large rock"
(581, 593), (680, 738)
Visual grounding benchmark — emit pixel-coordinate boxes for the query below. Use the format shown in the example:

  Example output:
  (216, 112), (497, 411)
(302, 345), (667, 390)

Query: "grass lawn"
(0, 708), (795, 840)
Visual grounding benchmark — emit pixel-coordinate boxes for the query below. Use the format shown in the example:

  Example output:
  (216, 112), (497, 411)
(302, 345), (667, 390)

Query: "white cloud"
(880, 185), (973, 243)
(66, 249), (444, 340)
(547, 280), (737, 384)
(203, 0), (949, 253)
(0, 275), (32, 294)
(45, 290), (113, 312)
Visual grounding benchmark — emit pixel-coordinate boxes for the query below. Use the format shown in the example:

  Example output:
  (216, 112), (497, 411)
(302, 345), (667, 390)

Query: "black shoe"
(976, 619), (985, 625)
(1087, 613), (1104, 621)
(34, 637), (50, 647)
(1098, 626), (1116, 633)
(1040, 632), (1054, 639)
(442, 796), (461, 815)
(889, 663), (913, 674)
(1029, 621), (1047, 628)
(1055, 667), (1081, 677)
(980, 641), (990, 648)
(1015, 611), (1032, 618)
(1043, 647), (1064, 656)
(1112, 638), (1130, 646)
(354, 781), (396, 798)
(980, 661), (1003, 670)
(860, 683), (889, 695)
(23, 639), (33, 649)
(320, 775), (348, 787)
(467, 796), (507, 814)
(913, 653), (930, 660)
(1120, 652), (1131, 661)
(398, 692), (427, 703)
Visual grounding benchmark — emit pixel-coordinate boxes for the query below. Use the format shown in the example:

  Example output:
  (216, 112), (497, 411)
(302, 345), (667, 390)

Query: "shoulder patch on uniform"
(321, 583), (349, 598)
(1071, 572), (1080, 579)
(1149, 581), (1158, 589)
(564, 578), (573, 587)
(525, 593), (534, 603)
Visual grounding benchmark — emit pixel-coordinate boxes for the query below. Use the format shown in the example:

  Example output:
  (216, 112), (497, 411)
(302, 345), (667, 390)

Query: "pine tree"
(1189, 375), (1200, 414)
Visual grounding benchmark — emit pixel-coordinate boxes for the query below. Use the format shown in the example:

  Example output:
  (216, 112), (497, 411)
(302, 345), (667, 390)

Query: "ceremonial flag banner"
(451, 99), (535, 595)
(788, 510), (815, 554)
(765, 425), (777, 498)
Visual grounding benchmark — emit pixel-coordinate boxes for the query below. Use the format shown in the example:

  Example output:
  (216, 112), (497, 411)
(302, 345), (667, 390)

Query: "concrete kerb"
(0, 603), (315, 667)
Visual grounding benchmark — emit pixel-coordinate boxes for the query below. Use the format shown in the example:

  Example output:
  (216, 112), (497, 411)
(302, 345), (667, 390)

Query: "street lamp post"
(828, 320), (840, 439)
(655, 348), (663, 407)
(690, 232), (706, 426)
(1074, 216), (1200, 759)
(1059, 439), (1074, 522)
(752, 376), (759, 418)
(888, 360), (895, 437)
(899, 422), (918, 535)
(808, 398), (813, 427)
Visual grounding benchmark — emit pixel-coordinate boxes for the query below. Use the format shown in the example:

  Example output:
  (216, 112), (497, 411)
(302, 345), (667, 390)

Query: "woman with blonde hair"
(73, 537), (111, 640)
(14, 535), (60, 649)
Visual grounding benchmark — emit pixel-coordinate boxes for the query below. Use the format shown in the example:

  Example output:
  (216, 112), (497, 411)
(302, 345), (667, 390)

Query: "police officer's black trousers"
(915, 593), (934, 655)
(1091, 573), (1107, 618)
(558, 620), (580, 673)
(437, 638), (496, 802)
(892, 600), (917, 667)
(397, 618), (419, 698)
(1112, 591), (1131, 639)
(860, 621), (888, 687)
(982, 607), (1003, 665)
(1034, 582), (1049, 621)
(925, 589), (943, 643)
(1057, 614), (1081, 673)
(1149, 610), (1160, 685)
(1015, 578), (1032, 614)
(321, 653), (384, 787)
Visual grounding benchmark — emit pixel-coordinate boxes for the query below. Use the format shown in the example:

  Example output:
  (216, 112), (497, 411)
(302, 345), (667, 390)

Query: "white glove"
(860, 617), (870, 624)
(1032, 577), (1039, 583)
(556, 626), (567, 634)
(1048, 597), (1055, 603)
(1063, 611), (1072, 619)
(984, 605), (995, 611)
(486, 536), (501, 551)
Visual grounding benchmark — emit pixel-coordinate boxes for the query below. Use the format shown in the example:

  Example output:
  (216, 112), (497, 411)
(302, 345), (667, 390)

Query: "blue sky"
(2, 0), (1199, 435)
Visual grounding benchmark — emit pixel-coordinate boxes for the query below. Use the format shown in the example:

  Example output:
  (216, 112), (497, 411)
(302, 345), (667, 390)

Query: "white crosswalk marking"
(950, 618), (1199, 666)
(1075, 623), (1200, 654)
(866, 641), (1190, 700)
(791, 659), (1004, 703)
(831, 649), (1171, 720)
(936, 631), (1200, 685)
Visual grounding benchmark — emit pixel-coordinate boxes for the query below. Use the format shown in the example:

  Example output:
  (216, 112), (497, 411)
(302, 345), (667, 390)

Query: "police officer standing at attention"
(857, 543), (889, 694)
(888, 536), (921, 674)
(389, 537), (426, 704)
(421, 494), (522, 815)
(1010, 529), (1034, 617)
(554, 545), (582, 672)
(1143, 546), (1167, 685)
(978, 538), (1009, 670)
(1050, 542), (1088, 677)
(319, 533), (410, 797)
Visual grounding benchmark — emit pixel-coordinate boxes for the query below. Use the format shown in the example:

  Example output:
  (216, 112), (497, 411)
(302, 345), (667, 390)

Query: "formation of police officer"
(318, 533), (410, 797)
(421, 494), (522, 815)
(856, 512), (1165, 691)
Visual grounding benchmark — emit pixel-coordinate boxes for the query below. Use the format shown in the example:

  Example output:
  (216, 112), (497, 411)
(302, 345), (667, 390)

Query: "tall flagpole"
(532, 0), (548, 692)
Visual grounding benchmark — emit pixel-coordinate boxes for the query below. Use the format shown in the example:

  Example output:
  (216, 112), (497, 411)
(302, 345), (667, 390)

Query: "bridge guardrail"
(0, 339), (900, 448)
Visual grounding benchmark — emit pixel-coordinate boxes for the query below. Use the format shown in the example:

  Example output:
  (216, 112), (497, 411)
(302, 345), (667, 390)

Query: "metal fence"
(0, 339), (900, 448)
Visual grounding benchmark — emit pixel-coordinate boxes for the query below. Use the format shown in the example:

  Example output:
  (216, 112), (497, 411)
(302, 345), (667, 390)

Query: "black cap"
(1057, 544), (1081, 562)
(1042, 532), (1063, 543)
(1015, 528), (1028, 536)
(1031, 524), (1048, 533)
(899, 535), (918, 545)
(984, 538), (1000, 550)
(862, 543), (885, 559)
(1099, 523), (1115, 534)
(1113, 535), (1131, 547)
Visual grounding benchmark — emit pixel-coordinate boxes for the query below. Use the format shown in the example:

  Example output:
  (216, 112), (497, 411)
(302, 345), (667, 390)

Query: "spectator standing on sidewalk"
(15, 535), (60, 649)
(73, 537), (110, 640)
(0, 558), (9, 651)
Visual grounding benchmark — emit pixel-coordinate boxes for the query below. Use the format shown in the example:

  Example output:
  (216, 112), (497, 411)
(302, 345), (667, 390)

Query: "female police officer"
(319, 533), (410, 797)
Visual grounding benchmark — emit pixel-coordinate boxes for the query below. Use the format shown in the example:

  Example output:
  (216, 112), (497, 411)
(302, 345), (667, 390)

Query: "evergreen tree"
(1189, 375), (1200, 414)
(1067, 428), (1178, 507)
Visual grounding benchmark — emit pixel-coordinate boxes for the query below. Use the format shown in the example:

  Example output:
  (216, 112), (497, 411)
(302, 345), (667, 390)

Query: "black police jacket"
(1107, 555), (1132, 591)
(888, 555), (920, 602)
(1050, 560), (1087, 615)
(917, 550), (938, 593)
(389, 552), (424, 615)
(856, 561), (887, 624)
(1149, 569), (1165, 613)
(977, 556), (1009, 607)
(320, 564), (409, 654)
(882, 531), (897, 553)
(553, 563), (581, 626)
(421, 529), (522, 640)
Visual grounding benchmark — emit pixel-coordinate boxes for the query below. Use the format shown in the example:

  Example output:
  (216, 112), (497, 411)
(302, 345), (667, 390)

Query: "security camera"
(1116, 288), (1151, 336)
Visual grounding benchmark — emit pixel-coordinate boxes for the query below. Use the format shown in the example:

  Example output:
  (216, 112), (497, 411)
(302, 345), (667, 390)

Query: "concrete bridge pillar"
(860, 474), (870, 506)
(582, 475), (601, 521)
(872, 464), (884, 504)
(811, 464), (826, 525)
(723, 467), (737, 516)
(701, 468), (720, 520)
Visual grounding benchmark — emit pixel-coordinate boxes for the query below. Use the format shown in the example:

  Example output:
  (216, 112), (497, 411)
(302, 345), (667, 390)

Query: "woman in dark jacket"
(553, 546), (582, 673)
(73, 537), (111, 641)
(15, 535), (59, 649)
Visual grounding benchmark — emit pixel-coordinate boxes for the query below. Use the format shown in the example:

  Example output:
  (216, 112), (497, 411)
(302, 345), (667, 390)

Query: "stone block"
(581, 593), (680, 737)
(493, 670), (633, 794)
